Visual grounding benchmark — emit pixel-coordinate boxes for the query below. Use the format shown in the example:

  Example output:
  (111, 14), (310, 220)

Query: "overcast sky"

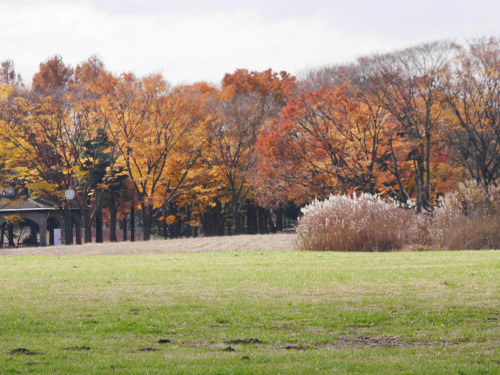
(1, 0), (499, 85)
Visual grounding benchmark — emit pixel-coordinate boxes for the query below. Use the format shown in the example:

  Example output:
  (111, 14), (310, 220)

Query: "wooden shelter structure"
(0, 196), (61, 247)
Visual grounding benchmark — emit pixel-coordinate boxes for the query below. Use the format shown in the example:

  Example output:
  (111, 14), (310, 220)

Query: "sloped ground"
(0, 233), (297, 256)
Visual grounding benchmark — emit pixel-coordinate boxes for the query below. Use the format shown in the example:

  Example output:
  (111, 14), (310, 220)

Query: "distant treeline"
(0, 37), (498, 242)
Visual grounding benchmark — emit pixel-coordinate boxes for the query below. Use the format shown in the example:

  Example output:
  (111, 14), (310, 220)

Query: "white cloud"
(1, 1), (498, 85)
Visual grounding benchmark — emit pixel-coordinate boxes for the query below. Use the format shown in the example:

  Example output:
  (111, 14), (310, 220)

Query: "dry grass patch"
(297, 193), (420, 252)
(0, 233), (296, 256)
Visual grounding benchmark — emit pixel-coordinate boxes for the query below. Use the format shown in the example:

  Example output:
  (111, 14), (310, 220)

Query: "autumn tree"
(257, 43), (464, 211)
(256, 87), (367, 201)
(65, 56), (117, 243)
(1, 60), (23, 86)
(360, 41), (460, 211)
(256, 62), (398, 212)
(0, 61), (24, 193)
(255, 66), (348, 208)
(0, 56), (79, 243)
(442, 38), (500, 190)
(254, 117), (313, 208)
(0, 82), (20, 191)
(32, 55), (73, 96)
(149, 82), (220, 238)
(205, 69), (295, 234)
(97, 73), (209, 240)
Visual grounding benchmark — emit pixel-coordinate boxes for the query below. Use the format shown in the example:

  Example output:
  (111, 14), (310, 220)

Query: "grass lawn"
(0, 248), (499, 374)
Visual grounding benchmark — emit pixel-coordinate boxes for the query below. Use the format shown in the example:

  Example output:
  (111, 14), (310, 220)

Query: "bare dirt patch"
(64, 346), (90, 351)
(268, 336), (457, 351)
(225, 338), (263, 345)
(283, 344), (306, 350)
(0, 233), (296, 256)
(9, 348), (40, 355)
(323, 335), (453, 349)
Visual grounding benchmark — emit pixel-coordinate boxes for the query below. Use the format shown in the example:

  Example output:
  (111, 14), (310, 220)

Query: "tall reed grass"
(297, 181), (500, 251)
(296, 193), (420, 251)
(429, 181), (500, 250)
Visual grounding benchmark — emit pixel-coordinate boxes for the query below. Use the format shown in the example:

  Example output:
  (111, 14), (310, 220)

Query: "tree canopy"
(1, 37), (498, 241)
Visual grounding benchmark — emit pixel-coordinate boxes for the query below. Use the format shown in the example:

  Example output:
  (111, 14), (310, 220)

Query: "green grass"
(0, 250), (499, 374)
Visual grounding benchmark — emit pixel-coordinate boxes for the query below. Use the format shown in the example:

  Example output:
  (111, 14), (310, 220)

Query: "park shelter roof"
(0, 197), (58, 213)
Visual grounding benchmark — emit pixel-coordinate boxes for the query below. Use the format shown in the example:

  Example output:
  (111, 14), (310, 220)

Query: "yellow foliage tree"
(95, 73), (210, 240)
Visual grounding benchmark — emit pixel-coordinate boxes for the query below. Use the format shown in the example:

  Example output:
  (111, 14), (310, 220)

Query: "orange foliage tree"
(255, 85), (387, 205)
(204, 69), (296, 234)
(359, 41), (460, 211)
(95, 73), (210, 240)
(0, 56), (80, 243)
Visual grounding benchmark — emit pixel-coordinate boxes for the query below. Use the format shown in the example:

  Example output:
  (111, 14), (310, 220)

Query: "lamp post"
(64, 189), (75, 245)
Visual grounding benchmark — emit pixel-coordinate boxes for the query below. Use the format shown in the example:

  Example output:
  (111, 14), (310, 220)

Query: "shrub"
(296, 193), (421, 251)
(430, 181), (500, 249)
(296, 182), (500, 252)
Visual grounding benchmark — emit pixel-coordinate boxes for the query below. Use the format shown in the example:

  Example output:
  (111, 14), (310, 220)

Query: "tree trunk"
(388, 136), (411, 205)
(232, 199), (240, 235)
(80, 202), (92, 243)
(167, 203), (182, 238)
(156, 219), (162, 239)
(122, 218), (127, 241)
(171, 218), (182, 238)
(425, 130), (432, 208)
(257, 207), (267, 234)
(415, 152), (426, 213)
(185, 205), (192, 238)
(95, 210), (103, 243)
(130, 206), (135, 242)
(142, 203), (153, 241)
(64, 204), (73, 245)
(276, 206), (283, 232)
(75, 218), (82, 245)
(246, 202), (257, 234)
(163, 208), (168, 238)
(268, 209), (277, 233)
(83, 214), (92, 243)
(200, 202), (224, 237)
(109, 204), (117, 242)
